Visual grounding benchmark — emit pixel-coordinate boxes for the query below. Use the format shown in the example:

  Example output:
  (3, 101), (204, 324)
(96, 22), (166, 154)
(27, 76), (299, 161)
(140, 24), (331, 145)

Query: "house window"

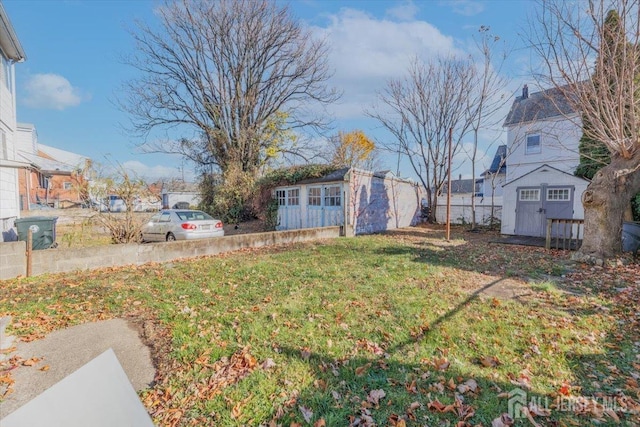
(525, 134), (541, 154)
(324, 186), (341, 207)
(63, 182), (73, 190)
(275, 189), (286, 206)
(287, 188), (299, 206)
(519, 189), (540, 201)
(547, 188), (570, 201)
(308, 187), (321, 206)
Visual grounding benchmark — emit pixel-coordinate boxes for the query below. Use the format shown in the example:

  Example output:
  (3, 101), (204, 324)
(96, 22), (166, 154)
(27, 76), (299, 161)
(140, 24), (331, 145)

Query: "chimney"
(522, 84), (529, 99)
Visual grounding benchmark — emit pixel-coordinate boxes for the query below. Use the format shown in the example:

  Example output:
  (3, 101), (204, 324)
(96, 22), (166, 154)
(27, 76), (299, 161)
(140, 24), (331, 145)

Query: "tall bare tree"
(529, 0), (640, 260)
(121, 0), (339, 177)
(367, 57), (477, 223)
(464, 26), (511, 229)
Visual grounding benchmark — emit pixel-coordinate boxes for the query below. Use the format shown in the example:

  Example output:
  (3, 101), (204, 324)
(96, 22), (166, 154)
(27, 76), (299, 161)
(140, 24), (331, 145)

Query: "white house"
(501, 85), (590, 237)
(274, 167), (421, 235)
(0, 4), (26, 241)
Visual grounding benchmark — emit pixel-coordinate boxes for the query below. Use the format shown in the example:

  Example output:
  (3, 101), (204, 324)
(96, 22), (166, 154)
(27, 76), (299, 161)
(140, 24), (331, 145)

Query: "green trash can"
(15, 216), (58, 250)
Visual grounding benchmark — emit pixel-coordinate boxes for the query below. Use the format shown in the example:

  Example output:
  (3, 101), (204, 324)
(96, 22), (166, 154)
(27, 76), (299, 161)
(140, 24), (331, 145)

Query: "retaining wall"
(0, 227), (341, 280)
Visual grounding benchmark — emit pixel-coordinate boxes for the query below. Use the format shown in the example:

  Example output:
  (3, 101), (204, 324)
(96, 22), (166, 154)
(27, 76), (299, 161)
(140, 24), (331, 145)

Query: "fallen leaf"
(39, 365), (50, 372)
(491, 413), (514, 427)
(367, 389), (386, 406)
(299, 405), (313, 423)
(22, 358), (40, 367)
(313, 418), (326, 427)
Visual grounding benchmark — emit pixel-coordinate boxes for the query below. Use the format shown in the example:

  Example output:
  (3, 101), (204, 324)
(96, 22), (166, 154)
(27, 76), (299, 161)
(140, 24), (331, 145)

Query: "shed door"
(306, 185), (343, 229)
(276, 188), (301, 230)
(545, 186), (574, 237)
(515, 188), (543, 236)
(515, 186), (575, 237)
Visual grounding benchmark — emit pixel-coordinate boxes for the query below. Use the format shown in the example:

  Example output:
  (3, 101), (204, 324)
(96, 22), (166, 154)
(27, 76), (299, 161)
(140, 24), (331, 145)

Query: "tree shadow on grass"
(266, 277), (637, 426)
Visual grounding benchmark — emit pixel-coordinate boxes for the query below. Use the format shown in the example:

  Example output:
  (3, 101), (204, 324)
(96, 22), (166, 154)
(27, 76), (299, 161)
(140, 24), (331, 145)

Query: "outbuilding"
(273, 167), (421, 235)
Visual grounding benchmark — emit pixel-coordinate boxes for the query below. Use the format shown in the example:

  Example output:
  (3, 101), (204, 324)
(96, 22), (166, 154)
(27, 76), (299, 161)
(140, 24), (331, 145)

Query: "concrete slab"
(0, 348), (155, 427)
(0, 318), (155, 418)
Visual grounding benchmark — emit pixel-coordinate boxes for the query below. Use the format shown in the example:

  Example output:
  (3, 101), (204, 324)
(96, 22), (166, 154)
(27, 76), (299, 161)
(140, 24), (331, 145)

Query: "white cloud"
(446, 0), (485, 17)
(22, 73), (86, 110)
(312, 8), (462, 119)
(386, 0), (419, 21)
(118, 160), (195, 182)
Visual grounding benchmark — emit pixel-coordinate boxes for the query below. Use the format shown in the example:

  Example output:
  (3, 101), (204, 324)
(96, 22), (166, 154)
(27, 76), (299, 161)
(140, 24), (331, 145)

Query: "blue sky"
(4, 0), (536, 182)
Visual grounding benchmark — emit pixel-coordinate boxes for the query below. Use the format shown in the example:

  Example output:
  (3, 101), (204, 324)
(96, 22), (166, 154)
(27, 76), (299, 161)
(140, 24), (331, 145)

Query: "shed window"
(519, 189), (540, 201)
(275, 189), (286, 206)
(324, 186), (341, 207)
(525, 134), (541, 154)
(287, 188), (299, 206)
(547, 188), (570, 201)
(308, 187), (321, 206)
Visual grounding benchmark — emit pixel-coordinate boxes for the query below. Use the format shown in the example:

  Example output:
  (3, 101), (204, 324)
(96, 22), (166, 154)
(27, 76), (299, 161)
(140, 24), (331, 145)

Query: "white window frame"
(308, 187), (321, 206)
(546, 188), (571, 201)
(287, 188), (299, 206)
(525, 134), (541, 155)
(275, 187), (300, 207)
(519, 189), (540, 201)
(324, 185), (341, 208)
(275, 189), (286, 206)
(63, 181), (73, 190)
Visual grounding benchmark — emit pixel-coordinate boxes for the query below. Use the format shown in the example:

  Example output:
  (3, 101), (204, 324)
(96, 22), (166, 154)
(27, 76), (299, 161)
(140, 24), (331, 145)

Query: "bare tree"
(464, 26), (511, 229)
(367, 56), (477, 223)
(529, 0), (640, 260)
(121, 0), (339, 177)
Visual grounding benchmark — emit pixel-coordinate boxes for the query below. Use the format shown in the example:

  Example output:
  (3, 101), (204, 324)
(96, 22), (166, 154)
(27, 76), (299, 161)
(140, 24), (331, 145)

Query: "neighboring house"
(480, 144), (507, 198)
(0, 4), (26, 241)
(161, 181), (201, 209)
(501, 85), (589, 237)
(15, 123), (91, 209)
(273, 167), (421, 235)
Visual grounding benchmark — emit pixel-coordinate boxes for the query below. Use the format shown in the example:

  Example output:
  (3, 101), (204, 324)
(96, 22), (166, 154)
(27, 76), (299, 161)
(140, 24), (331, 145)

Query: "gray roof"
(16, 150), (77, 174)
(442, 178), (482, 194)
(503, 86), (578, 126)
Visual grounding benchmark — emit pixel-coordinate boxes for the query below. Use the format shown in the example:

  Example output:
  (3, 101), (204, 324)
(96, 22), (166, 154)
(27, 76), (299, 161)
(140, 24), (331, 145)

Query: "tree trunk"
(575, 153), (640, 262)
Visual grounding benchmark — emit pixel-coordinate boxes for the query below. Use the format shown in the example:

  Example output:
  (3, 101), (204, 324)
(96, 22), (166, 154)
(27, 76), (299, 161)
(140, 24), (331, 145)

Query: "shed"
(273, 167), (421, 235)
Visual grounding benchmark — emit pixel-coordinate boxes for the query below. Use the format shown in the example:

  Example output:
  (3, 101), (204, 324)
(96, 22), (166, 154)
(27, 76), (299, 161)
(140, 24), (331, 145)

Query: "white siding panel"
(506, 114), (582, 182)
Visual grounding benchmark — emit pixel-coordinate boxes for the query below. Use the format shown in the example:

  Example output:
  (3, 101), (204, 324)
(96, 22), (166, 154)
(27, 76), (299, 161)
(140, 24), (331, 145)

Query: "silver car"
(141, 209), (224, 242)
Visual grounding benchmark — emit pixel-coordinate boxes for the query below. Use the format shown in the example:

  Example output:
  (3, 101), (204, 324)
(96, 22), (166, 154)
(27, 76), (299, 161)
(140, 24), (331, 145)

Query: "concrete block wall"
(0, 227), (341, 281)
(0, 241), (26, 279)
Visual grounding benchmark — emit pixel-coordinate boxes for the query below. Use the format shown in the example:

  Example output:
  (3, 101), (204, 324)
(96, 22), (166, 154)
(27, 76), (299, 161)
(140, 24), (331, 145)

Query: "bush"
(200, 167), (255, 224)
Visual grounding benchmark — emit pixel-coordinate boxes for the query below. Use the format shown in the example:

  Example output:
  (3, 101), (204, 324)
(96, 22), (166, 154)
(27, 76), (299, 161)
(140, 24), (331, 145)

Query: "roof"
(16, 150), (77, 174)
(482, 144), (507, 176)
(162, 181), (199, 192)
(296, 167), (350, 185)
(38, 144), (89, 169)
(503, 85), (578, 127)
(502, 164), (590, 187)
(0, 3), (25, 61)
(441, 178), (482, 194)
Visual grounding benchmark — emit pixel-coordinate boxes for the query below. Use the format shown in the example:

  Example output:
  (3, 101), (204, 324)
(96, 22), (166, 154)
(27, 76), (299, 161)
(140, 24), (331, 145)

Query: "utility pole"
(446, 128), (452, 241)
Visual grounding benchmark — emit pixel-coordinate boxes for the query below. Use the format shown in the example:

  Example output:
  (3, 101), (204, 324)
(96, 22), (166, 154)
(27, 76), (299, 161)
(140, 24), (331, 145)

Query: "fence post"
(545, 219), (552, 250)
(26, 228), (33, 277)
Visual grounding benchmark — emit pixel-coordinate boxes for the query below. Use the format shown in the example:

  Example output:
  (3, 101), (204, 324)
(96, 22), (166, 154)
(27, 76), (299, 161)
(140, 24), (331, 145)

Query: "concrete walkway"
(0, 319), (155, 418)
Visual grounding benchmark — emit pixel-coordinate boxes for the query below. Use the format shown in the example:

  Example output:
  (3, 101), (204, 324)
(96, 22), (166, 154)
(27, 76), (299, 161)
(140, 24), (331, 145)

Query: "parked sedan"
(141, 209), (224, 242)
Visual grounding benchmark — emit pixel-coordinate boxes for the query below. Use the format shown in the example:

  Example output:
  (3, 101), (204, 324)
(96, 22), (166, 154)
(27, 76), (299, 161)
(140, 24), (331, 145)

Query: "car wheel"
(166, 232), (176, 242)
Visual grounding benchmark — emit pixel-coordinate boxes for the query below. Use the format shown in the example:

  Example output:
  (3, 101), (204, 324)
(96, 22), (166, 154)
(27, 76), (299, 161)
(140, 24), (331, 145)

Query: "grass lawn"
(1, 226), (639, 426)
